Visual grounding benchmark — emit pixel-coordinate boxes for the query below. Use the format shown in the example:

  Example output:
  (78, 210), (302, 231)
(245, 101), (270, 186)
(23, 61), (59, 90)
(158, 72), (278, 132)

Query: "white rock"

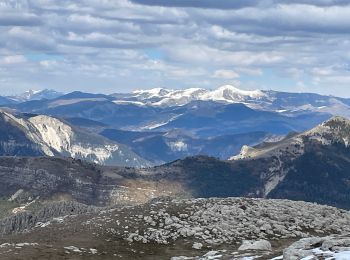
(192, 242), (203, 250)
(238, 240), (272, 251)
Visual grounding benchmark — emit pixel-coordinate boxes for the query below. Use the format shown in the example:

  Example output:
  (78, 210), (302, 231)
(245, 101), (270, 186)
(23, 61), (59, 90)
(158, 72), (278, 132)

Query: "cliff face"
(0, 111), (151, 167)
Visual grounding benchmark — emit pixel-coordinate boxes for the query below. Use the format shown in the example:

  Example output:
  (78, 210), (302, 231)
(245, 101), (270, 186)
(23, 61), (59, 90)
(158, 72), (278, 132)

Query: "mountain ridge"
(109, 85), (350, 115)
(7, 89), (63, 103)
(4, 85), (350, 115)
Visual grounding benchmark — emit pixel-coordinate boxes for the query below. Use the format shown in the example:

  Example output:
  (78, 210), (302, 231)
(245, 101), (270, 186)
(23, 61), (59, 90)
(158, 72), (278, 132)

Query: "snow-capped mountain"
(124, 85), (266, 107)
(111, 85), (350, 117)
(0, 111), (150, 167)
(5, 85), (350, 118)
(132, 87), (172, 100)
(8, 89), (63, 102)
(200, 85), (265, 102)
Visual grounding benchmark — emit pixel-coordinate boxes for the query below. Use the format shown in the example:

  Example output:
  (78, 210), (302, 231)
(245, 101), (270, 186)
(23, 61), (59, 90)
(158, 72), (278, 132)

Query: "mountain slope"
(0, 96), (17, 106)
(0, 111), (150, 167)
(227, 116), (350, 207)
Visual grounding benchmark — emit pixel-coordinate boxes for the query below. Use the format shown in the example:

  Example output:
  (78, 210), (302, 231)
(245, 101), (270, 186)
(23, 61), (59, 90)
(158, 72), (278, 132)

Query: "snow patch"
(133, 88), (171, 99)
(168, 140), (188, 152)
(113, 100), (145, 106)
(140, 114), (183, 130)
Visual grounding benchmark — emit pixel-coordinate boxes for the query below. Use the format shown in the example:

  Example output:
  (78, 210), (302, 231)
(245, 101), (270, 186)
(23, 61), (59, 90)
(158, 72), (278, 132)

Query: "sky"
(0, 0), (350, 96)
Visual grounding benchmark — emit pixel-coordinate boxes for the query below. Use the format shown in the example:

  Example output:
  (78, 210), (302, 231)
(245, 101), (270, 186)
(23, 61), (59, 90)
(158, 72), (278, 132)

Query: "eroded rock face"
(0, 201), (97, 235)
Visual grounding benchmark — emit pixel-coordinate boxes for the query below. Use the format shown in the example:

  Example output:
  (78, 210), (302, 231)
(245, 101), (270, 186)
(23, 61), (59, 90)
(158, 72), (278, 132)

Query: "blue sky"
(0, 0), (349, 96)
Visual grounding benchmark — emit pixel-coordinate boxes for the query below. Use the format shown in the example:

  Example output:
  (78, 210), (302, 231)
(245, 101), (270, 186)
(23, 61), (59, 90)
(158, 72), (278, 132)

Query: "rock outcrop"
(283, 235), (350, 260)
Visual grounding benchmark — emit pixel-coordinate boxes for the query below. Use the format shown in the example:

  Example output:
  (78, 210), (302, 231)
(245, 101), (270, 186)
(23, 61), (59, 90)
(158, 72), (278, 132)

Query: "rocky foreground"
(0, 197), (349, 259)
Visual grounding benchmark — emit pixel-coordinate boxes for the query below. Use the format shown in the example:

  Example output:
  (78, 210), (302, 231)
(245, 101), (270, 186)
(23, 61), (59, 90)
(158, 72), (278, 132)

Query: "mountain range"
(112, 85), (350, 117)
(0, 116), (349, 209)
(2, 85), (350, 165)
(6, 86), (334, 136)
(5, 85), (350, 117)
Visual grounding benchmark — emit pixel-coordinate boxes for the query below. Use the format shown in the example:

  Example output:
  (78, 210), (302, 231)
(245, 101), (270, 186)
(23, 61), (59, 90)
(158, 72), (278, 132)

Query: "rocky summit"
(0, 197), (349, 259)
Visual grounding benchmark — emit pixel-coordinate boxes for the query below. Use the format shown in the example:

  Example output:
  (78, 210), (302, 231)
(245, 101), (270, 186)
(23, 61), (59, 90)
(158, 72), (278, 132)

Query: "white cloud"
(236, 67), (263, 76)
(165, 45), (284, 66)
(213, 69), (240, 79)
(0, 55), (26, 64)
(0, 0), (349, 95)
(311, 67), (334, 76)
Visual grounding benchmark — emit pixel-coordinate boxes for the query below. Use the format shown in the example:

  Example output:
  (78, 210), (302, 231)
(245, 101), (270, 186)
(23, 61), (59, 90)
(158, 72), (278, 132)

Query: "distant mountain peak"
(133, 88), (171, 98)
(201, 85), (266, 102)
(9, 89), (63, 102)
(304, 115), (350, 146)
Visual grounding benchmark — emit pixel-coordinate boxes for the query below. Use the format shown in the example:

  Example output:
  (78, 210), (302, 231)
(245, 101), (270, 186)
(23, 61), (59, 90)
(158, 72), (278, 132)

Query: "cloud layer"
(0, 0), (349, 96)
